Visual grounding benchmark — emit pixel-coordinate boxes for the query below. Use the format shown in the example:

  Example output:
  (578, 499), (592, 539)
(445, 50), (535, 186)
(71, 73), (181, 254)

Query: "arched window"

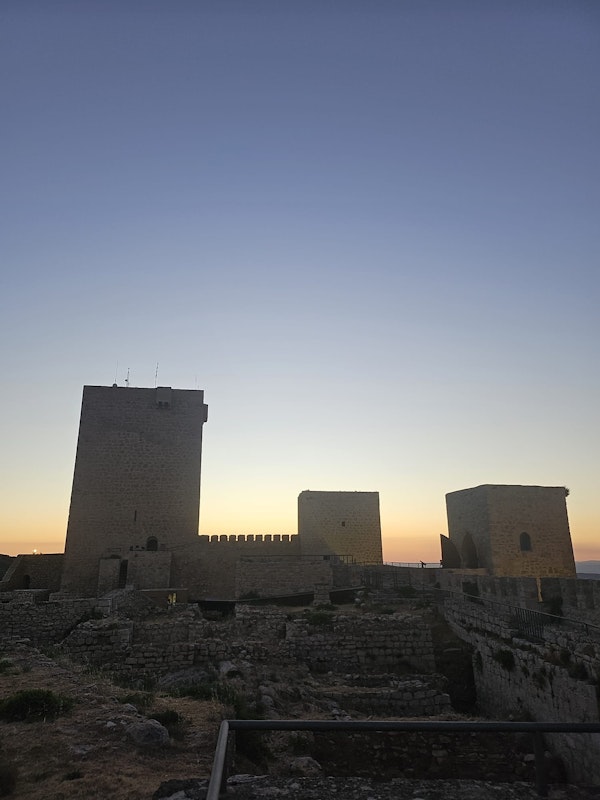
(146, 537), (158, 552)
(520, 532), (532, 552)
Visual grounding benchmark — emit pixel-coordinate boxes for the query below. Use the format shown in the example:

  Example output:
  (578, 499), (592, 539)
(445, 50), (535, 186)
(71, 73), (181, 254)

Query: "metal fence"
(207, 718), (600, 799)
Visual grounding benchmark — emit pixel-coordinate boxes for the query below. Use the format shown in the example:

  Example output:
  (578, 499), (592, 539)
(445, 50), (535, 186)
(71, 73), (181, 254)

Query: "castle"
(0, 384), (575, 598)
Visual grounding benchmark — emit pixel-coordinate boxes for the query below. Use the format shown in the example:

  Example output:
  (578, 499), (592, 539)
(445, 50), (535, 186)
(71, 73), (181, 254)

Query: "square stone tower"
(298, 490), (383, 564)
(60, 385), (208, 596)
(444, 484), (576, 577)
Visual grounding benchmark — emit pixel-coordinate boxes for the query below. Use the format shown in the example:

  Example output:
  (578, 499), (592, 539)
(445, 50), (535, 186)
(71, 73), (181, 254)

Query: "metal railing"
(207, 718), (600, 799)
(435, 586), (600, 639)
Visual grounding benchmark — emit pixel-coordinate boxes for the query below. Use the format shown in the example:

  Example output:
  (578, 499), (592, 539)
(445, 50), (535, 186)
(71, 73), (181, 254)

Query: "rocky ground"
(2, 598), (600, 800)
(154, 774), (600, 800)
(0, 641), (220, 800)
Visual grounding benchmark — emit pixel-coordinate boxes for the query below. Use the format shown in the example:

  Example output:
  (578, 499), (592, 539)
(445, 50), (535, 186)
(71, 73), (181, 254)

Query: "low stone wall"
(0, 595), (96, 647)
(284, 612), (435, 674)
(56, 604), (437, 685)
(318, 679), (451, 716)
(310, 728), (539, 783)
(0, 553), (64, 592)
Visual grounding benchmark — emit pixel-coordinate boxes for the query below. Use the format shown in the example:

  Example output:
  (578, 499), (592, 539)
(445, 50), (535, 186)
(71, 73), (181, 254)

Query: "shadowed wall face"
(61, 385), (208, 596)
(445, 484), (576, 578)
(298, 490), (383, 564)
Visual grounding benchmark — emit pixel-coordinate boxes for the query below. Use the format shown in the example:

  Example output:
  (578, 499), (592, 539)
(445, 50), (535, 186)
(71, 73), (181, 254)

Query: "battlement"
(198, 534), (298, 544)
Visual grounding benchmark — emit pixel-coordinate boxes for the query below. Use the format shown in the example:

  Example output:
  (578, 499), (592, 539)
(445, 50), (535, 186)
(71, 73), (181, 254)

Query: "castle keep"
(442, 484), (576, 577)
(61, 385), (209, 596)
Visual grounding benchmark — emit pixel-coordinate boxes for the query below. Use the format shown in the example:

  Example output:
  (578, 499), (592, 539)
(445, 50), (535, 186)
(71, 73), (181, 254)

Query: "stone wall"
(440, 594), (600, 783)
(0, 594), (96, 647)
(283, 610), (435, 674)
(311, 728), (539, 783)
(298, 490), (383, 564)
(437, 570), (600, 627)
(97, 551), (173, 594)
(445, 484), (575, 577)
(235, 555), (332, 599)
(54, 603), (436, 683)
(0, 553), (63, 592)
(61, 385), (208, 596)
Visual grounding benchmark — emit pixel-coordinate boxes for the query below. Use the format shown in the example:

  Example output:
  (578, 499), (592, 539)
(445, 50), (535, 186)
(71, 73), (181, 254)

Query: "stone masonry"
(298, 490), (383, 564)
(444, 485), (576, 577)
(60, 385), (208, 596)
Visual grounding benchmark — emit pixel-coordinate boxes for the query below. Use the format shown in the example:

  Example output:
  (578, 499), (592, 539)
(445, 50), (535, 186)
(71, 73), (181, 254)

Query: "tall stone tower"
(298, 490), (383, 564)
(60, 385), (208, 596)
(443, 484), (576, 577)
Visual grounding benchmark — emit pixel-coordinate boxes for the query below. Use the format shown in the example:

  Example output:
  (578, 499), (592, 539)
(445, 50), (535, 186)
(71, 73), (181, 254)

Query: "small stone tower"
(442, 484), (576, 577)
(60, 385), (208, 596)
(298, 490), (383, 564)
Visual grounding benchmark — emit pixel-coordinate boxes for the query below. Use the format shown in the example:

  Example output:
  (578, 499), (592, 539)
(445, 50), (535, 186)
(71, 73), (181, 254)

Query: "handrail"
(436, 586), (600, 636)
(206, 718), (600, 799)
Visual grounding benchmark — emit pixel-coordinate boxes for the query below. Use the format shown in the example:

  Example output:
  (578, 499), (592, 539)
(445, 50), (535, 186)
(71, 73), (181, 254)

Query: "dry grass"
(0, 646), (222, 800)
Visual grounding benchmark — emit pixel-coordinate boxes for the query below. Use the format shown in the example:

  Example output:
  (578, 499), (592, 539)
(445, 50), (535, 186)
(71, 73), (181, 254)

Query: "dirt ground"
(0, 642), (221, 800)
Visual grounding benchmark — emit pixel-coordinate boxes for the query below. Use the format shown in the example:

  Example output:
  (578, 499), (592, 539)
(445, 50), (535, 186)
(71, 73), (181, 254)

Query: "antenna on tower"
(154, 362), (159, 388)
(114, 360), (119, 385)
(125, 367), (130, 388)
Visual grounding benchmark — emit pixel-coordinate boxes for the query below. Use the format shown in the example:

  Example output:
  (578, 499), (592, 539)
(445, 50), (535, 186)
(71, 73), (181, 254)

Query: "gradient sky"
(2, 1), (599, 562)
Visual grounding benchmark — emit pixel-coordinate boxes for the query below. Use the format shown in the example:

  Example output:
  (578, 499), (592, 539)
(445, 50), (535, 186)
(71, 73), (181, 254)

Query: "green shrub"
(303, 610), (334, 629)
(119, 692), (155, 711)
(568, 662), (588, 681)
(63, 770), (83, 781)
(532, 668), (547, 689)
(492, 649), (515, 672)
(0, 689), (73, 722)
(173, 680), (242, 710)
(544, 595), (563, 617)
(151, 709), (186, 740)
(559, 648), (571, 665)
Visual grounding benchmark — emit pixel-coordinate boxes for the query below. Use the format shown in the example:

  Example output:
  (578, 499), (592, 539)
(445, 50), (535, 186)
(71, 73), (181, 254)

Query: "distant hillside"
(576, 561), (600, 575)
(0, 554), (14, 580)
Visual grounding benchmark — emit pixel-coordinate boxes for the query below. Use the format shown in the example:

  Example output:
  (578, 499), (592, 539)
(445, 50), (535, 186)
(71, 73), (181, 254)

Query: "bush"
(151, 710), (186, 740)
(0, 690), (73, 722)
(303, 610), (334, 629)
(544, 595), (564, 617)
(62, 770), (83, 781)
(568, 662), (588, 681)
(0, 760), (18, 796)
(119, 692), (155, 712)
(492, 649), (515, 672)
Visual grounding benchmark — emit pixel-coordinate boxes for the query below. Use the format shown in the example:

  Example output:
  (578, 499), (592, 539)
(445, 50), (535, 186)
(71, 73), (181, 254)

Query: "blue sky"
(1, 1), (599, 560)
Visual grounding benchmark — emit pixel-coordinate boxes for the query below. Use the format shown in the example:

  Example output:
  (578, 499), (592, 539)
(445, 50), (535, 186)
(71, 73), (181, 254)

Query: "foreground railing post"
(207, 720), (231, 800)
(533, 730), (548, 798)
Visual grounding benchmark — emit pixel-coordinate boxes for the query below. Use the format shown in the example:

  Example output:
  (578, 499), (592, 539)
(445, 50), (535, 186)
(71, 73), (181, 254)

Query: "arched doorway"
(461, 533), (479, 569)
